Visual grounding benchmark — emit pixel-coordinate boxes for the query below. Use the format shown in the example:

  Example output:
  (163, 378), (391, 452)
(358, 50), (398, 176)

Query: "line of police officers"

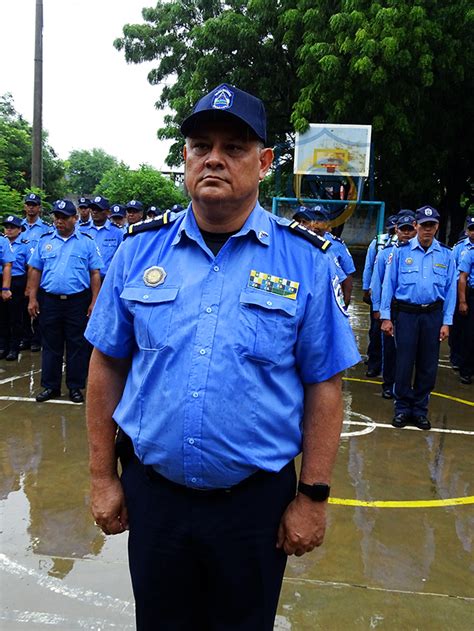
(0, 194), (183, 403)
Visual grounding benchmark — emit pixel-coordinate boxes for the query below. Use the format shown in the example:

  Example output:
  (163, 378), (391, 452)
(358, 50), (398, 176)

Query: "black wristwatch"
(297, 481), (331, 502)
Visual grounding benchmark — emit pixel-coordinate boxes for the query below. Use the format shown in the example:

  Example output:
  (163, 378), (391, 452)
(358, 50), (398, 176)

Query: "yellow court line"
(343, 377), (474, 407)
(329, 496), (474, 508)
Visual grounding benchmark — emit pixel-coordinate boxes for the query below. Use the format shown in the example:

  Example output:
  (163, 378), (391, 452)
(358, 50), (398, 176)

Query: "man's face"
(310, 219), (329, 236)
(53, 213), (76, 237)
(79, 206), (90, 221)
(24, 202), (40, 219)
(111, 216), (125, 227)
(416, 221), (438, 247)
(90, 207), (108, 226)
(467, 226), (474, 243)
(3, 225), (21, 241)
(396, 222), (416, 243)
(126, 209), (142, 225)
(183, 119), (273, 210)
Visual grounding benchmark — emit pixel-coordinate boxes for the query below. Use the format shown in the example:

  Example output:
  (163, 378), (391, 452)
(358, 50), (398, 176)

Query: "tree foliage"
(0, 93), (67, 201)
(66, 148), (118, 195)
(95, 163), (187, 209)
(115, 0), (473, 240)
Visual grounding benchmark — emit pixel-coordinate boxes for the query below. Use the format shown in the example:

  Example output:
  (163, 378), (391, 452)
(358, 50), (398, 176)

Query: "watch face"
(298, 482), (330, 502)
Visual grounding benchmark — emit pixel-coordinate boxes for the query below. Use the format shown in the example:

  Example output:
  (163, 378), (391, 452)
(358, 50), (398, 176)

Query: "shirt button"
(206, 307), (212, 313)
(192, 392), (199, 398)
(199, 349), (206, 355)
(143, 294), (149, 299)
(191, 477), (197, 483)
(213, 265), (220, 272)
(188, 438), (195, 445)
(266, 300), (273, 306)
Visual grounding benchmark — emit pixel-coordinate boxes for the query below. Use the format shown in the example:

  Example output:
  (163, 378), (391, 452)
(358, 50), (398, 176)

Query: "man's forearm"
(299, 373), (344, 485)
(458, 273), (468, 305)
(27, 268), (41, 300)
(86, 348), (131, 479)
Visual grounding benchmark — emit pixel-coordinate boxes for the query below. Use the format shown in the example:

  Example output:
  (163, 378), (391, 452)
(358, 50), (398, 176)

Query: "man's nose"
(204, 145), (225, 167)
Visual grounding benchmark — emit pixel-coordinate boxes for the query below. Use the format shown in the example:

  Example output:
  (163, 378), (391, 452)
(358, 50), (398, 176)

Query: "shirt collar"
(411, 236), (440, 253)
(172, 202), (271, 248)
(52, 230), (78, 241)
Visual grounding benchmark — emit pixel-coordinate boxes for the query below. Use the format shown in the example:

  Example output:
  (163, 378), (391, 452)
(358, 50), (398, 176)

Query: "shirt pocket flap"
(239, 288), (297, 317)
(120, 286), (179, 305)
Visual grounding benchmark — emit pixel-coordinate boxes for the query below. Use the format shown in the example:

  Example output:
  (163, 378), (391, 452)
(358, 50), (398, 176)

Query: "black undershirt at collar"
(199, 228), (239, 256)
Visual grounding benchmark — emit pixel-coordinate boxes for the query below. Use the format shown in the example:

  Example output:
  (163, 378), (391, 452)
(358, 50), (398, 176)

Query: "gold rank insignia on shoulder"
(248, 270), (299, 300)
(287, 221), (331, 251)
(143, 266), (167, 287)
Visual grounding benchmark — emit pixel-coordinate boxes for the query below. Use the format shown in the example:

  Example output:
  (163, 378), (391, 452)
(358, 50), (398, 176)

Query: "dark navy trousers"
(121, 456), (296, 631)
(393, 309), (443, 417)
(381, 333), (396, 392)
(39, 290), (91, 390)
(367, 307), (382, 373)
(0, 274), (26, 353)
(460, 289), (474, 378)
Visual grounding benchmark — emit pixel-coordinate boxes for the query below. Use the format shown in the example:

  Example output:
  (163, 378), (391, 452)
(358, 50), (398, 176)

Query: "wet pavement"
(0, 263), (473, 630)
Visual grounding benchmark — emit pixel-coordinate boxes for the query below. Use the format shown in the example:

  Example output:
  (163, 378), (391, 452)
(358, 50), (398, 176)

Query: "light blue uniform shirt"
(80, 219), (123, 276)
(362, 233), (390, 290)
(369, 240), (397, 311)
(86, 204), (361, 489)
(326, 233), (356, 278)
(28, 230), (103, 294)
(380, 237), (456, 325)
(0, 236), (15, 266)
(21, 217), (51, 250)
(9, 236), (31, 276)
(458, 248), (474, 287)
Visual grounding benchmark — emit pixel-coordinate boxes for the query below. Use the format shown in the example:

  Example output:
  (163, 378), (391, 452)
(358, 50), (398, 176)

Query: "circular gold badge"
(405, 257), (413, 265)
(143, 266), (166, 287)
(45, 244), (53, 251)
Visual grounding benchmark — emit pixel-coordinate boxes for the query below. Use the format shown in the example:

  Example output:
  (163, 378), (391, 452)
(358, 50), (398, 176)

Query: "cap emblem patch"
(211, 87), (233, 110)
(425, 208), (432, 216)
(7, 216), (13, 222)
(94, 196), (101, 203)
(143, 266), (166, 287)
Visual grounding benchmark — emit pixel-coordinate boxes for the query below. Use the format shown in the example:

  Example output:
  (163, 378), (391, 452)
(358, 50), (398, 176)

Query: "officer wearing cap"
(146, 205), (161, 219)
(27, 199), (103, 404)
(0, 231), (15, 359)
(110, 204), (127, 230)
(77, 198), (93, 228)
(82, 196), (123, 278)
(380, 205), (456, 430)
(457, 216), (474, 384)
(0, 216), (30, 360)
(125, 200), (144, 225)
(85, 83), (360, 630)
(362, 214), (398, 377)
(370, 213), (416, 398)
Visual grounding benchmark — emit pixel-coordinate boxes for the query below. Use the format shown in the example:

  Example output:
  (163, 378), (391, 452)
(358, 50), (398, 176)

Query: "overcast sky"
(0, 0), (176, 170)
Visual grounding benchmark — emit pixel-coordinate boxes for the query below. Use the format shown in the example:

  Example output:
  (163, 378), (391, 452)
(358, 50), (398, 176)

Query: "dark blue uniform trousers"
(381, 332), (396, 392)
(460, 289), (474, 378)
(121, 456), (296, 631)
(393, 309), (443, 418)
(0, 275), (26, 353)
(39, 290), (91, 390)
(367, 307), (382, 373)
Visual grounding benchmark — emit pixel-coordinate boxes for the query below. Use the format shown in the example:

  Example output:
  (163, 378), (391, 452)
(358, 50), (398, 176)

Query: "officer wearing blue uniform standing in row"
(109, 204), (127, 231)
(362, 214), (398, 377)
(0, 232), (15, 359)
(146, 205), (161, 219)
(457, 220), (474, 385)
(380, 206), (456, 430)
(85, 83), (360, 631)
(77, 198), (93, 229)
(0, 216), (30, 360)
(370, 212), (416, 398)
(82, 196), (123, 278)
(125, 199), (145, 226)
(27, 200), (103, 404)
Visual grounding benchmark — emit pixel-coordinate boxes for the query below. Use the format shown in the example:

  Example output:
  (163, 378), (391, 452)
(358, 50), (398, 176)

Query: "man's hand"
(91, 474), (129, 535)
(1, 289), (12, 301)
(28, 298), (40, 317)
(87, 302), (94, 318)
(381, 319), (393, 336)
(439, 325), (449, 342)
(458, 301), (468, 316)
(362, 290), (372, 305)
(373, 310), (380, 320)
(276, 494), (327, 556)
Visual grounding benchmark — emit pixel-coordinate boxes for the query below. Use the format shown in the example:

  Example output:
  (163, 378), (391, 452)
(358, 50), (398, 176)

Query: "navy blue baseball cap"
(89, 195), (110, 211)
(2, 214), (24, 229)
(397, 208), (415, 217)
(171, 204), (184, 212)
(24, 192), (41, 204)
(465, 215), (474, 228)
(78, 197), (91, 208)
(52, 199), (77, 216)
(293, 206), (314, 222)
(180, 84), (267, 144)
(126, 200), (144, 212)
(147, 205), (161, 216)
(416, 205), (440, 224)
(110, 204), (126, 218)
(397, 214), (416, 228)
(385, 214), (398, 229)
(311, 204), (330, 220)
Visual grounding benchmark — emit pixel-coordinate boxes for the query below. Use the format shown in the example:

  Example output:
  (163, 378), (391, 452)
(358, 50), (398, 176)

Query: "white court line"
(0, 369), (41, 386)
(345, 419), (474, 436)
(0, 554), (133, 615)
(0, 610), (133, 630)
(0, 396), (79, 405)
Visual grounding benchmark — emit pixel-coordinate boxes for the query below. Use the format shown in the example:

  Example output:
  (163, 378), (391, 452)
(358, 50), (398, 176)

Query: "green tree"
(96, 163), (187, 209)
(0, 183), (23, 218)
(115, 1), (473, 241)
(66, 148), (118, 195)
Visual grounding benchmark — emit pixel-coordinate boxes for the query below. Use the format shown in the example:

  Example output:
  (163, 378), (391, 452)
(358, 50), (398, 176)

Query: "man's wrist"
(297, 481), (331, 502)
(2, 287), (11, 291)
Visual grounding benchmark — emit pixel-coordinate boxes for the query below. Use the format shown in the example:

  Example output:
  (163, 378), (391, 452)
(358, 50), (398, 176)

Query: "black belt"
(392, 299), (443, 314)
(44, 289), (90, 300)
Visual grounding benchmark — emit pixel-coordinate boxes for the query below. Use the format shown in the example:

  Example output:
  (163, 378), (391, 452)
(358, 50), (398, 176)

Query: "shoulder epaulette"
(331, 234), (345, 244)
(40, 231), (54, 238)
(395, 240), (409, 248)
(21, 238), (30, 244)
(80, 231), (94, 239)
(287, 221), (331, 251)
(124, 212), (176, 239)
(439, 242), (452, 250)
(455, 237), (468, 245)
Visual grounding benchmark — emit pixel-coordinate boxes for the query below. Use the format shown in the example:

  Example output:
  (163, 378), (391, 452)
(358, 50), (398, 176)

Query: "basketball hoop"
(321, 163), (337, 174)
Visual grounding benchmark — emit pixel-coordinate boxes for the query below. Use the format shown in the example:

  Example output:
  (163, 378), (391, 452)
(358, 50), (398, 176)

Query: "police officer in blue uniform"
(77, 197), (93, 229)
(362, 214), (398, 377)
(85, 84), (360, 631)
(82, 196), (123, 278)
(370, 213), (416, 398)
(125, 199), (145, 226)
(146, 205), (161, 219)
(27, 200), (102, 403)
(457, 226), (474, 384)
(109, 204), (127, 231)
(0, 216), (30, 360)
(0, 233), (15, 359)
(381, 206), (456, 429)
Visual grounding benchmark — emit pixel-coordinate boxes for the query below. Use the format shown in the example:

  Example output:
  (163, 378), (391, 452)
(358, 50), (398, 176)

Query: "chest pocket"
(120, 286), (179, 350)
(70, 253), (88, 270)
(42, 250), (57, 270)
(235, 288), (297, 365)
(433, 266), (447, 286)
(399, 266), (419, 284)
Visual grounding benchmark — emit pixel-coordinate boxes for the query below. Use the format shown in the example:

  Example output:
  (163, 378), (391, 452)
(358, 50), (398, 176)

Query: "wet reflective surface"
(1, 255), (473, 629)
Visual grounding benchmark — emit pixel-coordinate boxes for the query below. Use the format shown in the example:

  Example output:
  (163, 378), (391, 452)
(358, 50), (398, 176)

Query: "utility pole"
(31, 0), (43, 189)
